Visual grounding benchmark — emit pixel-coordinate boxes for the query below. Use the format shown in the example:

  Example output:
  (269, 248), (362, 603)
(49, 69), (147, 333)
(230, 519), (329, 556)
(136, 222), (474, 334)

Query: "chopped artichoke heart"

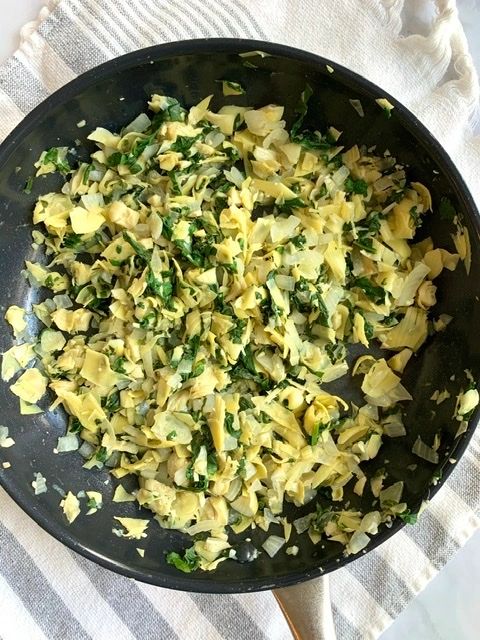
(456, 389), (479, 417)
(80, 349), (122, 388)
(113, 485), (136, 503)
(1, 343), (36, 381)
(0, 426), (15, 449)
(5, 305), (27, 336)
(362, 360), (400, 397)
(151, 412), (193, 444)
(381, 307), (428, 352)
(10, 368), (47, 403)
(61, 491), (81, 524)
(114, 517), (149, 539)
(70, 206), (105, 234)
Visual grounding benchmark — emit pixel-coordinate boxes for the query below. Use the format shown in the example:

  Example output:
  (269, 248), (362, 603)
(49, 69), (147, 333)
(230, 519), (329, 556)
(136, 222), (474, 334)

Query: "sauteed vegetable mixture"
(2, 84), (477, 572)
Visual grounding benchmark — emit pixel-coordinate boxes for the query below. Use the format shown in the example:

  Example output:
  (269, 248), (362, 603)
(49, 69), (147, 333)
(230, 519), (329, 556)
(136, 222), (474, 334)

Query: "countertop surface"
(0, 2), (479, 640)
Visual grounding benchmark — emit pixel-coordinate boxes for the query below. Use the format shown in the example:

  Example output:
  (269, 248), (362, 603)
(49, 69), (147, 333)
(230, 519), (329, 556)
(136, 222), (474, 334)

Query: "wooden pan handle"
(273, 577), (337, 640)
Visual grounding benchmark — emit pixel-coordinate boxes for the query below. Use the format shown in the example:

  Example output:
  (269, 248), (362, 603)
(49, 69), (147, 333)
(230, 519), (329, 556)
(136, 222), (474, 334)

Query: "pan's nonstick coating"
(0, 39), (479, 593)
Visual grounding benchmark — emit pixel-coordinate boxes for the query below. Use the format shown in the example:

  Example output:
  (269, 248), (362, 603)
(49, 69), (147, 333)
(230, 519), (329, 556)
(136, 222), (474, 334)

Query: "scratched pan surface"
(0, 39), (479, 593)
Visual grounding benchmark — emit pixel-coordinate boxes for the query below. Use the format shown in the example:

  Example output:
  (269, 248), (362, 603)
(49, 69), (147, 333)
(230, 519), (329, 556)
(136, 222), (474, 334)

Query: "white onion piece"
(383, 421), (406, 438)
(380, 481), (404, 507)
(78, 441), (95, 459)
(346, 530), (370, 554)
(123, 113), (151, 134)
(293, 513), (314, 534)
(412, 436), (439, 464)
(349, 99), (364, 117)
(262, 535), (285, 558)
(32, 472), (47, 495)
(53, 294), (73, 309)
(57, 434), (79, 452)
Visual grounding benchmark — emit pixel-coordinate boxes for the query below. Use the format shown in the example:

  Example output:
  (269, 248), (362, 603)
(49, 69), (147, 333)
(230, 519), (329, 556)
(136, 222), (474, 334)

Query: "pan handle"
(273, 577), (337, 640)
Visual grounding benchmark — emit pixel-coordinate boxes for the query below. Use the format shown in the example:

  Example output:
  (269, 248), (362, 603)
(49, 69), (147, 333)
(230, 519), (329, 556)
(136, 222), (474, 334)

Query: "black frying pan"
(0, 39), (479, 594)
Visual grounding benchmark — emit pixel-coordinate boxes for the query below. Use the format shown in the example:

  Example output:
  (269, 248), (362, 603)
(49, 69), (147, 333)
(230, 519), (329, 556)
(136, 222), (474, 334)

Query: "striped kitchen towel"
(0, 1), (479, 639)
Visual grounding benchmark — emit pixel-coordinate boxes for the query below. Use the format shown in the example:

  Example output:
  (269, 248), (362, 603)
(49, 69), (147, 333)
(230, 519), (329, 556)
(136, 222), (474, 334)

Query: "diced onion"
(53, 294), (73, 309)
(262, 535), (286, 558)
(380, 481), (404, 507)
(123, 113), (151, 134)
(57, 434), (79, 452)
(293, 513), (314, 534)
(32, 472), (47, 495)
(349, 99), (364, 117)
(0, 426), (15, 448)
(78, 441), (95, 459)
(412, 436), (439, 464)
(275, 274), (295, 291)
(346, 530), (370, 554)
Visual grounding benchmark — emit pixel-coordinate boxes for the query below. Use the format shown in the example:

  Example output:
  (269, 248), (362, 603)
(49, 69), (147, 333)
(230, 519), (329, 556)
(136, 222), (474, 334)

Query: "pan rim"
(0, 36), (479, 593)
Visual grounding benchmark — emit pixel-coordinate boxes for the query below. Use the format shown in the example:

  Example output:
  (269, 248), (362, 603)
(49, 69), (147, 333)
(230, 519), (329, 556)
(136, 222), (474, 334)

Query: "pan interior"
(0, 40), (479, 593)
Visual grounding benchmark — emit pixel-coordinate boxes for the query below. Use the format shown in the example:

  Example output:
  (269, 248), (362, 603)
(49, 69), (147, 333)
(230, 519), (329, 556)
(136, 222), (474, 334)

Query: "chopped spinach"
(225, 412), (241, 439)
(183, 335), (201, 362)
(161, 215), (174, 241)
(122, 231), (151, 263)
(354, 236), (374, 253)
(224, 145), (240, 162)
(23, 176), (34, 194)
(168, 171), (183, 196)
(230, 318), (247, 344)
(146, 270), (174, 309)
(363, 316), (374, 340)
(239, 397), (254, 411)
(95, 446), (108, 463)
(292, 278), (329, 326)
(184, 424), (218, 491)
(398, 509), (418, 525)
(111, 356), (127, 375)
(166, 547), (199, 573)
(103, 391), (120, 412)
(325, 341), (347, 364)
(230, 345), (272, 391)
(290, 84), (331, 151)
(291, 84), (313, 138)
(106, 136), (153, 173)
(86, 496), (100, 510)
(310, 422), (323, 446)
(237, 457), (247, 478)
(353, 277), (386, 305)
(290, 234), (307, 248)
(139, 312), (157, 328)
(276, 197), (306, 213)
(82, 163), (94, 185)
(410, 205), (422, 228)
(150, 97), (186, 130)
(438, 197), (456, 221)
(69, 417), (82, 434)
(311, 504), (335, 533)
(43, 147), (71, 174)
(344, 177), (368, 196)
(190, 360), (205, 379)
(206, 452), (218, 477)
(220, 80), (246, 95)
(170, 134), (202, 155)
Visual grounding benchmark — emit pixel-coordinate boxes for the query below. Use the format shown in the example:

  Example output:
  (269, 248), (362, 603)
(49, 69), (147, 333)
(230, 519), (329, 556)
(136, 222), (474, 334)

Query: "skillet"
(0, 38), (479, 594)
